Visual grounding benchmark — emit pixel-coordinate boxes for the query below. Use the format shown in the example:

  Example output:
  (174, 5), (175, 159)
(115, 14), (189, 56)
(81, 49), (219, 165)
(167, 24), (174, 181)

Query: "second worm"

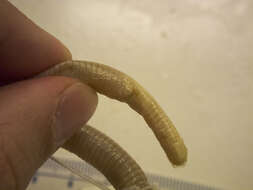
(63, 125), (153, 190)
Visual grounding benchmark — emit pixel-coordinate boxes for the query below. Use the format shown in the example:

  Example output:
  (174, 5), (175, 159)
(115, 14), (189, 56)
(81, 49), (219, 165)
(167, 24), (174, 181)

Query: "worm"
(63, 125), (154, 190)
(38, 60), (187, 165)
(36, 60), (187, 189)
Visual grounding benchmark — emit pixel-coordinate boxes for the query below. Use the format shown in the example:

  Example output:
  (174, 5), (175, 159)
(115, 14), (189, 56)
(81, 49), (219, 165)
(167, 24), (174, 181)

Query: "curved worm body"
(63, 125), (153, 190)
(38, 60), (187, 166)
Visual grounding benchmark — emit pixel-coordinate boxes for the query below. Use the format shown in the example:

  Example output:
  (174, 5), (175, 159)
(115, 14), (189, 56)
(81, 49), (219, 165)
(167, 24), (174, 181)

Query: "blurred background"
(9, 0), (253, 190)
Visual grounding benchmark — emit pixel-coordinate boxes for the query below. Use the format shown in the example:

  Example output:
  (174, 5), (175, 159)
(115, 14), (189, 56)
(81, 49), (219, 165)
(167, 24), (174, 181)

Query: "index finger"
(0, 0), (72, 82)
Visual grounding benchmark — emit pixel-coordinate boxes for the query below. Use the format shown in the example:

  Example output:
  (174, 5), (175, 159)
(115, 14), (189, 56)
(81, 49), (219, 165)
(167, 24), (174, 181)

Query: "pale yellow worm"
(36, 60), (187, 190)
(38, 60), (187, 166)
(62, 125), (154, 190)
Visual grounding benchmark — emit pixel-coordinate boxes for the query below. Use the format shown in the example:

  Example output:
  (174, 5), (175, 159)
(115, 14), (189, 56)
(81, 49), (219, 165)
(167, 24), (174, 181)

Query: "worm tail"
(63, 125), (151, 190)
(127, 83), (187, 166)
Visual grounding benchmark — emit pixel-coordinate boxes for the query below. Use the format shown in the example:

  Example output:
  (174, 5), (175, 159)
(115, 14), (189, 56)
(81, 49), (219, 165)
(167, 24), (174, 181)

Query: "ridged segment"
(38, 61), (133, 101)
(63, 125), (150, 190)
(127, 83), (187, 165)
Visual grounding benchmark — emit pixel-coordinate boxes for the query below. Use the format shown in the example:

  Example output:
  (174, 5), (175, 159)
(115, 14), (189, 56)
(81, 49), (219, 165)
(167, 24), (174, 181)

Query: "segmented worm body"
(63, 125), (152, 190)
(38, 60), (187, 189)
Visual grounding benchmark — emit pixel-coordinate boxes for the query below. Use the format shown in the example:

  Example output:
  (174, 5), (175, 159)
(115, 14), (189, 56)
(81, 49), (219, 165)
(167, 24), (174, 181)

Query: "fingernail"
(53, 83), (97, 146)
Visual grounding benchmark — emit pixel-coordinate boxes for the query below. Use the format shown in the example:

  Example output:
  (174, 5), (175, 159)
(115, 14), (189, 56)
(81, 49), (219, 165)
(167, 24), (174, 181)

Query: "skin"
(0, 1), (97, 189)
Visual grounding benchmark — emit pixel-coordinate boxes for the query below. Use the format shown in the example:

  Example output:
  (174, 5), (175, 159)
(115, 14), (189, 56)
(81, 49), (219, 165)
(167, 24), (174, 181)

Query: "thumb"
(0, 76), (97, 190)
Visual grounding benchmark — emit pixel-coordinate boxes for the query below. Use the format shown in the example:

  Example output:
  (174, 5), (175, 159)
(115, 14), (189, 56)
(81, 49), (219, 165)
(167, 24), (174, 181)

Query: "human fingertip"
(52, 82), (98, 146)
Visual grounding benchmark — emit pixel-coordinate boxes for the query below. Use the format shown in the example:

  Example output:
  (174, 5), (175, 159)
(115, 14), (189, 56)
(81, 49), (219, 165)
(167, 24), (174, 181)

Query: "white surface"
(27, 157), (219, 190)
(10, 1), (253, 190)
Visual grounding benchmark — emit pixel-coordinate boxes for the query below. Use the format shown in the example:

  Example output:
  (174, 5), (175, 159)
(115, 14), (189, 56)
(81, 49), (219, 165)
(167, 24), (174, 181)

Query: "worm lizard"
(37, 60), (187, 190)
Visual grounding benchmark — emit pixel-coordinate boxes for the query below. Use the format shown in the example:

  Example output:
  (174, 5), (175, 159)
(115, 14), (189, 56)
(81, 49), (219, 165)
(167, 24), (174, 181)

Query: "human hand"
(0, 1), (98, 189)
